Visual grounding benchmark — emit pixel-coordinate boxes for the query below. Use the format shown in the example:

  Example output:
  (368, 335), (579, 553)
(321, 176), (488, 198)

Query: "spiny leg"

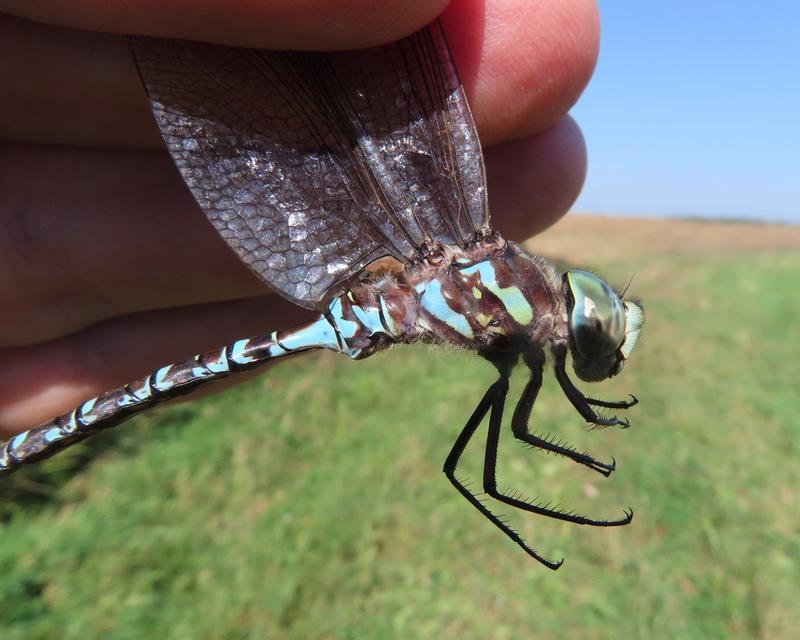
(552, 345), (631, 428)
(443, 377), (563, 570)
(483, 375), (633, 529)
(585, 394), (638, 410)
(511, 360), (616, 477)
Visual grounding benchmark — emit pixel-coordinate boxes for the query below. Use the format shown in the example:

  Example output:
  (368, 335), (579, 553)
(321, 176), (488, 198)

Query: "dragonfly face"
(564, 270), (644, 382)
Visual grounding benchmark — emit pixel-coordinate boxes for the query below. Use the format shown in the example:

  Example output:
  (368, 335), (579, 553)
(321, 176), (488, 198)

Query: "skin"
(0, 0), (600, 437)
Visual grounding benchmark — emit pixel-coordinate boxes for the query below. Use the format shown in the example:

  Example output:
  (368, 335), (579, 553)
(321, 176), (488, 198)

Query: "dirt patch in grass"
(527, 214), (800, 264)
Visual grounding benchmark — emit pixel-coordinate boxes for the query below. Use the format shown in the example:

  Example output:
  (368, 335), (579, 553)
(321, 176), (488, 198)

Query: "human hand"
(0, 0), (599, 436)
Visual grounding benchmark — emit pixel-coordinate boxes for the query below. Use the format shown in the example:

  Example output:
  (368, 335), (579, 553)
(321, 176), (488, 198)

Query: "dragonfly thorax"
(319, 238), (564, 361)
(321, 239), (644, 386)
(409, 239), (564, 355)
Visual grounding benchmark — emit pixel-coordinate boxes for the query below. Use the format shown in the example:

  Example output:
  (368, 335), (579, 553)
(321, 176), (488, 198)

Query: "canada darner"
(1, 20), (643, 569)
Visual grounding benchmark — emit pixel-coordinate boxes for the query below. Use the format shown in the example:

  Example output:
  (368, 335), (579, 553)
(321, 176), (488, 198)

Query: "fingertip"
(486, 116), (587, 241)
(444, 0), (600, 145)
(3, 0), (451, 49)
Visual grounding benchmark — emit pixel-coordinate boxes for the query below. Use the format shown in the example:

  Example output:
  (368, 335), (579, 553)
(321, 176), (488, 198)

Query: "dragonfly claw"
(591, 415), (630, 428)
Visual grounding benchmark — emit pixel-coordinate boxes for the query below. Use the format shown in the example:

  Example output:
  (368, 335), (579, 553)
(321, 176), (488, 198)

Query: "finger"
(1, 119), (585, 345)
(0, 0), (450, 50)
(442, 0), (600, 144)
(0, 294), (314, 436)
(487, 116), (587, 240)
(1, 0), (599, 147)
(0, 144), (265, 346)
(0, 15), (158, 148)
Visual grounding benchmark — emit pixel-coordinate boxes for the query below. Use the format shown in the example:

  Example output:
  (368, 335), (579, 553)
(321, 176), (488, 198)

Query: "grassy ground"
(1, 217), (798, 639)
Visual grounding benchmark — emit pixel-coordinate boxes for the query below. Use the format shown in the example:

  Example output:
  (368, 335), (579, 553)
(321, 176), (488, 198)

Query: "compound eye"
(566, 270), (626, 359)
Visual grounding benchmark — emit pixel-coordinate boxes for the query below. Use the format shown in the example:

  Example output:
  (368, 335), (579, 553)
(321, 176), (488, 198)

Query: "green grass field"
(2, 219), (798, 639)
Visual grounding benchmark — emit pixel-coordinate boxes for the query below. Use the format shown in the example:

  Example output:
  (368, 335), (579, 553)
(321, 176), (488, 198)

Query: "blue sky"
(570, 1), (799, 223)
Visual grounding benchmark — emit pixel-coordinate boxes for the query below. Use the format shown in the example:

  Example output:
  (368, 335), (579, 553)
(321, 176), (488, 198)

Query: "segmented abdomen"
(0, 322), (334, 475)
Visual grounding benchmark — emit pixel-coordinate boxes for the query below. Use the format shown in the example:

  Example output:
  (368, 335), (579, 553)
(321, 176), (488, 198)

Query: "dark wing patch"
(131, 22), (488, 309)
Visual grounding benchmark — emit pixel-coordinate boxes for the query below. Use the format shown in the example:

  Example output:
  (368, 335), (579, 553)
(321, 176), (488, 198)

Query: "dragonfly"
(0, 20), (643, 569)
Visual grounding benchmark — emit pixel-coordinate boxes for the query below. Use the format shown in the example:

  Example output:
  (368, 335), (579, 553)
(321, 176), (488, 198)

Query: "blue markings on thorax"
(419, 279), (474, 339)
(378, 296), (399, 337)
(458, 261), (533, 326)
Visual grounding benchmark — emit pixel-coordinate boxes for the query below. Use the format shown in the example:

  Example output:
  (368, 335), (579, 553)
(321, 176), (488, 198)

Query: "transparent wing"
(130, 21), (488, 309)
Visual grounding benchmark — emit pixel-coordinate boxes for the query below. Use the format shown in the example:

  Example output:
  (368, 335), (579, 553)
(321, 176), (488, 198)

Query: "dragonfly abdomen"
(0, 297), (411, 475)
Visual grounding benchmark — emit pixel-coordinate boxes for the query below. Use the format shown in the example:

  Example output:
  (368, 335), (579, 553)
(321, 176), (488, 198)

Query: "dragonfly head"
(564, 270), (644, 382)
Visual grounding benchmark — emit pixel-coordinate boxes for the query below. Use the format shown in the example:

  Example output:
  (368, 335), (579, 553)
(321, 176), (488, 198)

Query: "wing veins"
(130, 21), (489, 307)
(400, 29), (468, 243)
(418, 25), (478, 238)
(307, 54), (426, 257)
(246, 49), (415, 260)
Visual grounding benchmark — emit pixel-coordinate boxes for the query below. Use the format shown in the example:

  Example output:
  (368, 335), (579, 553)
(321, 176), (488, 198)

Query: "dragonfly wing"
(131, 21), (488, 309)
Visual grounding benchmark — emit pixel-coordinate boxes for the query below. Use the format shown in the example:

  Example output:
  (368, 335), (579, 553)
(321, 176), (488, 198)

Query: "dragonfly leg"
(443, 374), (563, 570)
(484, 379), (634, 528)
(552, 345), (632, 428)
(585, 394), (638, 410)
(510, 360), (616, 477)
